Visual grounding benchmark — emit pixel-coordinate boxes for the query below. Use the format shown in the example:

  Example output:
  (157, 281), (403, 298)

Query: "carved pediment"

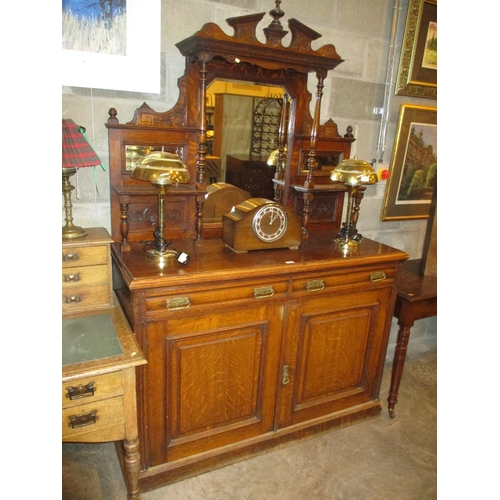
(176, 7), (343, 74)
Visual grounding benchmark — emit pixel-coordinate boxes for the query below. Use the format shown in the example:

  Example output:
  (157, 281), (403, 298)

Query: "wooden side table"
(62, 299), (146, 499)
(388, 259), (437, 418)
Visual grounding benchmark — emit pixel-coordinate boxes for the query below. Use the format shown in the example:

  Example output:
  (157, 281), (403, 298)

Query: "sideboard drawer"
(62, 395), (125, 441)
(62, 371), (124, 409)
(145, 279), (289, 319)
(291, 265), (397, 298)
(62, 245), (109, 269)
(62, 284), (112, 313)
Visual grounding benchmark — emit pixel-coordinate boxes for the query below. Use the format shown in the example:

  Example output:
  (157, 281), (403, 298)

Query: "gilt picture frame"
(395, 0), (437, 99)
(381, 104), (437, 221)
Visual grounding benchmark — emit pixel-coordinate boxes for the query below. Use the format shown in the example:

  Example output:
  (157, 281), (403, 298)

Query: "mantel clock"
(222, 198), (302, 253)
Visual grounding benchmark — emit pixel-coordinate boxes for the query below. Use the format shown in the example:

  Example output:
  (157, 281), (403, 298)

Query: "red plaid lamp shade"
(62, 119), (101, 168)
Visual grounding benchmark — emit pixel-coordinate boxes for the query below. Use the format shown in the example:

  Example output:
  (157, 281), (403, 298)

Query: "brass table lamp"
(330, 158), (378, 247)
(131, 152), (190, 263)
(62, 119), (102, 238)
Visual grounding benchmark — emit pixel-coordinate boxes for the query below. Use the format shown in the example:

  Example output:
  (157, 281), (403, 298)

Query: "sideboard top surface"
(112, 232), (409, 290)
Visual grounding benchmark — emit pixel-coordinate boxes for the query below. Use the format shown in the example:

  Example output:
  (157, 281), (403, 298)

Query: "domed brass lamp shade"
(330, 158), (378, 247)
(131, 152), (190, 263)
(266, 147), (287, 167)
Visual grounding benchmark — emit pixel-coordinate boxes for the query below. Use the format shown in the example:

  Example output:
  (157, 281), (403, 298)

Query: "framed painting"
(395, 0), (437, 99)
(62, 0), (160, 93)
(381, 104), (437, 221)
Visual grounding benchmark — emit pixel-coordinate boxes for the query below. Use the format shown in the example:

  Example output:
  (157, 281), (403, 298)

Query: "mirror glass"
(125, 145), (185, 171)
(206, 79), (286, 191)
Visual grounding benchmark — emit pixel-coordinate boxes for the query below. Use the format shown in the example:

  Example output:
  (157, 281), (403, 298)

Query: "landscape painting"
(61, 0), (160, 93)
(62, 0), (127, 56)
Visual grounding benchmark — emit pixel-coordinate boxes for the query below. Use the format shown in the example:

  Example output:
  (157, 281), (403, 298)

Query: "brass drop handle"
(282, 365), (290, 385)
(62, 252), (79, 262)
(66, 382), (96, 400)
(63, 272), (81, 283)
(369, 271), (387, 282)
(306, 279), (325, 292)
(69, 410), (98, 429)
(65, 295), (82, 304)
(166, 297), (191, 311)
(254, 286), (275, 299)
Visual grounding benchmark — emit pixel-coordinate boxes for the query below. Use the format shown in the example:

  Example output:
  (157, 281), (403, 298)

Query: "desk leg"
(388, 312), (413, 419)
(123, 438), (141, 500)
(122, 367), (141, 499)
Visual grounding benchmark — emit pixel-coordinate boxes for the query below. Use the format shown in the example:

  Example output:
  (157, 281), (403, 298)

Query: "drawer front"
(62, 245), (109, 269)
(291, 265), (397, 298)
(62, 396), (125, 441)
(62, 264), (109, 288)
(62, 371), (124, 408)
(145, 279), (289, 319)
(62, 284), (112, 313)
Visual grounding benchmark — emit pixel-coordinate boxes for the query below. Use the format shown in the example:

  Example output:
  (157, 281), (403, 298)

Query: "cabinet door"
(143, 301), (284, 467)
(277, 287), (392, 428)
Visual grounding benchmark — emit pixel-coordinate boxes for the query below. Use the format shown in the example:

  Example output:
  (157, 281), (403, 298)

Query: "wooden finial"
(108, 107), (118, 124)
(268, 0), (284, 29)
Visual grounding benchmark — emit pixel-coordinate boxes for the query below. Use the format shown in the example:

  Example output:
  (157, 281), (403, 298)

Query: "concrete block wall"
(62, 0), (437, 340)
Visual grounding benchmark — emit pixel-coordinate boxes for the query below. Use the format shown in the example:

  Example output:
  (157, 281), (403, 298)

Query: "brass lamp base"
(334, 235), (362, 248)
(144, 247), (178, 263)
(62, 167), (87, 239)
(62, 223), (87, 239)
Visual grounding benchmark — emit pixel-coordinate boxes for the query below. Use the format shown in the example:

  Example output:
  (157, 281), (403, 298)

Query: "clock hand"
(269, 210), (277, 225)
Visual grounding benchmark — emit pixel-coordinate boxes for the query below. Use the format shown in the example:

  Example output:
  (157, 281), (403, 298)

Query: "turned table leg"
(123, 438), (141, 500)
(387, 307), (414, 419)
(122, 367), (142, 499)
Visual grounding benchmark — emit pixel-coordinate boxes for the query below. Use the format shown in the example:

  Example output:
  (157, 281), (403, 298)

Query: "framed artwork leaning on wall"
(381, 104), (437, 221)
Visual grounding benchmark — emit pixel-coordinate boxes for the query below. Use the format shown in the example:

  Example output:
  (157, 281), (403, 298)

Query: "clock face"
(252, 204), (288, 242)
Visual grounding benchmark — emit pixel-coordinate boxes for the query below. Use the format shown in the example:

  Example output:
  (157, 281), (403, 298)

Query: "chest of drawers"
(62, 227), (114, 314)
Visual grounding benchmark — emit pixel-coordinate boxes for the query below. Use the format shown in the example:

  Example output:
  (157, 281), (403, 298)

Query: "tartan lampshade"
(62, 119), (101, 169)
(62, 119), (101, 239)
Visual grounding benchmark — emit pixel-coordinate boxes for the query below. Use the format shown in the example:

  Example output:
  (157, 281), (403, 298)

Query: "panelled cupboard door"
(277, 287), (392, 428)
(143, 302), (284, 467)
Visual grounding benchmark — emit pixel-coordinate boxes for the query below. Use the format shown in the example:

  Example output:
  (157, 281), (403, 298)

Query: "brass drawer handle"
(254, 286), (274, 299)
(166, 297), (191, 311)
(369, 271), (387, 282)
(66, 382), (96, 400)
(65, 295), (82, 304)
(62, 252), (79, 262)
(306, 279), (325, 292)
(63, 272), (81, 283)
(69, 410), (98, 429)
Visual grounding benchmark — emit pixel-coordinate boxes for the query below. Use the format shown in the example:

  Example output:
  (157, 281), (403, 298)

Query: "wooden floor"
(62, 331), (437, 500)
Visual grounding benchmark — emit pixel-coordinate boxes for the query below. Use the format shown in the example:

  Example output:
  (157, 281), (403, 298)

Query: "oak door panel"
(278, 288), (392, 428)
(143, 302), (284, 466)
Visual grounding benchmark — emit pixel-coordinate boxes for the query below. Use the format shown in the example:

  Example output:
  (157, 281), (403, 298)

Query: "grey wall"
(62, 0), (437, 342)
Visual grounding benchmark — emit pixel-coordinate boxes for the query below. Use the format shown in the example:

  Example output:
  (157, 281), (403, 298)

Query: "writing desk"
(62, 300), (146, 499)
(388, 259), (437, 418)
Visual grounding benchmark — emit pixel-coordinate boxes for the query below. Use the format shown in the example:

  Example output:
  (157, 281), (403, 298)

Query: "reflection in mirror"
(206, 80), (286, 197)
(299, 150), (344, 173)
(125, 145), (184, 171)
